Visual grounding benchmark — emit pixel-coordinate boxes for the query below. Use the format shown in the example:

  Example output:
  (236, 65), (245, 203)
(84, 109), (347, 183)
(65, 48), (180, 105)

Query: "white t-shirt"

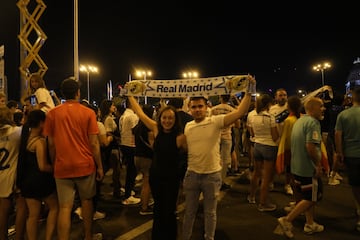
(269, 103), (287, 144)
(246, 109), (257, 142)
(210, 103), (236, 140)
(0, 125), (22, 197)
(97, 121), (107, 136)
(248, 111), (277, 147)
(104, 115), (117, 133)
(185, 115), (224, 174)
(119, 108), (139, 147)
(34, 88), (55, 113)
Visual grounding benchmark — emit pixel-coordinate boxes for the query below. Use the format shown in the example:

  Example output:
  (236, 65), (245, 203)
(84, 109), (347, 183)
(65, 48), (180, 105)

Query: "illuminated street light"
(182, 71), (199, 79)
(80, 64), (98, 102)
(135, 70), (152, 104)
(313, 62), (331, 86)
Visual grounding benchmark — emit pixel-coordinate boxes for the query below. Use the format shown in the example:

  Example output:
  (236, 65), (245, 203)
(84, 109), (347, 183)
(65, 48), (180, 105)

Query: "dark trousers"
(120, 145), (136, 198)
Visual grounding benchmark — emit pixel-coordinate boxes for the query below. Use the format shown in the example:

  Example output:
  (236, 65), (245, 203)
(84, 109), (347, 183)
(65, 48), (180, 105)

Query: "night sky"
(1, 1), (359, 103)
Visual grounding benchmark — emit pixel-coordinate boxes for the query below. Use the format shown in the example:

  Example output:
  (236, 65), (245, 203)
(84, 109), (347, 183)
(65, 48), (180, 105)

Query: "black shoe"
(220, 183), (231, 191)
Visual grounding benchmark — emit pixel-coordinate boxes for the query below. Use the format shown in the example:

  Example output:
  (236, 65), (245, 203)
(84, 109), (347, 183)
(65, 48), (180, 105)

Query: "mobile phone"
(30, 95), (37, 106)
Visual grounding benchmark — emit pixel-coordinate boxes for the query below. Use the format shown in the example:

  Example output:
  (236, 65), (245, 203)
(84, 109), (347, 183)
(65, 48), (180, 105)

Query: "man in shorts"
(277, 97), (326, 238)
(44, 78), (103, 240)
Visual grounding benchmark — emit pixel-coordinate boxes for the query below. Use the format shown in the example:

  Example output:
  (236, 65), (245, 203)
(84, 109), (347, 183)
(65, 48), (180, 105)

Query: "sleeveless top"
(18, 137), (56, 199)
(150, 131), (181, 180)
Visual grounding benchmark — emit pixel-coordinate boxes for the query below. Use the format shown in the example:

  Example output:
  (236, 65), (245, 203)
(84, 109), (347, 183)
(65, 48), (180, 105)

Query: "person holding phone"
(27, 73), (55, 113)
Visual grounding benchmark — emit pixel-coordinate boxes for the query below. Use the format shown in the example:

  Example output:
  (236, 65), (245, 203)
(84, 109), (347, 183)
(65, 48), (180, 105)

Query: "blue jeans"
(220, 138), (232, 180)
(182, 170), (222, 240)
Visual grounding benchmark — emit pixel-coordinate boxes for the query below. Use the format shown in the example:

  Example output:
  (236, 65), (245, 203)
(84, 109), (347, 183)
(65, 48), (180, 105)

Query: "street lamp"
(135, 70), (152, 104)
(182, 71), (199, 79)
(80, 65), (98, 102)
(313, 62), (331, 86)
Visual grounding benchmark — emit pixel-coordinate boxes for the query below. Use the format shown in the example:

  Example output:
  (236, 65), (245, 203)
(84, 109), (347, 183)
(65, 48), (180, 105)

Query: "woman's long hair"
(99, 99), (113, 123)
(255, 94), (273, 114)
(17, 110), (46, 188)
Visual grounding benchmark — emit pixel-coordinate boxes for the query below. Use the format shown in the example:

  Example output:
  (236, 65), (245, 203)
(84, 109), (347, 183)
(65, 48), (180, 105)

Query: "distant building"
(345, 57), (360, 95)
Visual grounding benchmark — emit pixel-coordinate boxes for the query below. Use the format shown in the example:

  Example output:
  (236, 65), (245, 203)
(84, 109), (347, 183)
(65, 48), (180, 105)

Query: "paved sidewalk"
(9, 158), (360, 240)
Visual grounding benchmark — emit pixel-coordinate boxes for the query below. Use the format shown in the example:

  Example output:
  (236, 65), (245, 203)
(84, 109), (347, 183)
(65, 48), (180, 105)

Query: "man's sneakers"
(328, 177), (340, 185)
(74, 207), (106, 220)
(247, 195), (256, 204)
(284, 184), (293, 195)
(92, 233), (103, 240)
(93, 211), (106, 220)
(277, 217), (294, 238)
(303, 222), (324, 234)
(258, 203), (276, 212)
(328, 171), (343, 185)
(120, 187), (135, 196)
(122, 196), (141, 205)
(139, 207), (153, 216)
(277, 217), (324, 238)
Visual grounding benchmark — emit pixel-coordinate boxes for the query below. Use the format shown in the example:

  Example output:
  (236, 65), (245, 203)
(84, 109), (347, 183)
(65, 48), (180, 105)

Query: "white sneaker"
(148, 198), (154, 206)
(92, 233), (103, 240)
(75, 207), (106, 220)
(122, 196), (141, 205)
(120, 187), (135, 196)
(74, 207), (82, 218)
(93, 211), (106, 220)
(135, 173), (143, 181)
(7, 225), (15, 236)
(334, 172), (343, 181)
(284, 184), (293, 195)
(328, 176), (340, 185)
(278, 217), (294, 238)
(303, 222), (324, 234)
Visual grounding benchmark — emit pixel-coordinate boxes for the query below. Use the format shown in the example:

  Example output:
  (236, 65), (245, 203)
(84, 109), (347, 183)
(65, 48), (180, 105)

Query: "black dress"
(150, 131), (183, 240)
(18, 148), (56, 199)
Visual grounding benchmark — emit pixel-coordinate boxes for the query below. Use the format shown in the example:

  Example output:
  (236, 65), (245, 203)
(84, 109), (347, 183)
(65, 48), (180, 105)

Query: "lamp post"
(313, 62), (331, 86)
(136, 70), (152, 104)
(80, 65), (98, 102)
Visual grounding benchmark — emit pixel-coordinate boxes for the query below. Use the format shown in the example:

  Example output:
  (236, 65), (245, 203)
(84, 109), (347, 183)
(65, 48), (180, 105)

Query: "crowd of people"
(0, 72), (360, 240)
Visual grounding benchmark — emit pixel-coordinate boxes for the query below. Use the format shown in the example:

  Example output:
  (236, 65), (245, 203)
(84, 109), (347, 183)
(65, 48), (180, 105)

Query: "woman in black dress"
(128, 96), (187, 240)
(17, 110), (58, 240)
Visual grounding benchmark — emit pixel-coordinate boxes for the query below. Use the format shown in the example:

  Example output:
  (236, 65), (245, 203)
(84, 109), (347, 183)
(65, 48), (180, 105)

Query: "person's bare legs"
(286, 200), (315, 222)
(44, 193), (58, 240)
(0, 198), (11, 240)
(230, 150), (238, 173)
(140, 174), (151, 211)
(259, 160), (275, 205)
(81, 199), (94, 240)
(249, 161), (263, 199)
(25, 198), (41, 240)
(57, 202), (73, 240)
(304, 204), (316, 225)
(14, 195), (27, 240)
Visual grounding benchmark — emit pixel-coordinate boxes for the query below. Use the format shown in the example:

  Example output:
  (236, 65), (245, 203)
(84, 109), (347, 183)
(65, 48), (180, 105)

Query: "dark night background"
(1, 1), (359, 103)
